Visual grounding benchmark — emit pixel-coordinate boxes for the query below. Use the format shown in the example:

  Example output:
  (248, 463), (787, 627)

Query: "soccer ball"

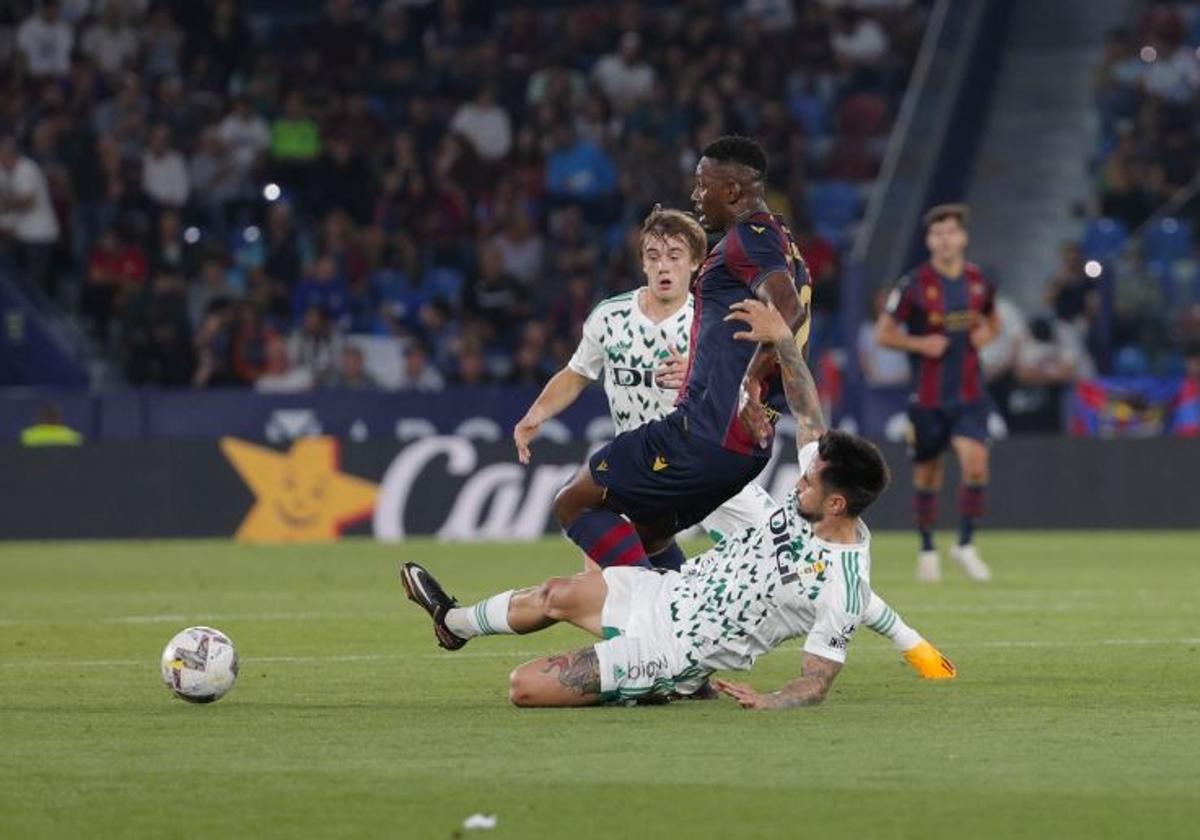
(161, 626), (239, 704)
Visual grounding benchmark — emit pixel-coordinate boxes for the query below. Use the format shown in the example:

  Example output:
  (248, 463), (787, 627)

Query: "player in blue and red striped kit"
(551, 136), (809, 573)
(875, 204), (999, 582)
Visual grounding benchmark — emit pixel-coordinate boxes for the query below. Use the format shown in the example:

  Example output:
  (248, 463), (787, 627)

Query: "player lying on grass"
(403, 300), (942, 707)
(513, 205), (953, 679)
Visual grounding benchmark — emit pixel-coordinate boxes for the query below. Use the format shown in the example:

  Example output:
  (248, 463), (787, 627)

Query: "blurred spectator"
(83, 227), (146, 340)
(310, 134), (372, 224)
(254, 338), (314, 393)
(797, 219), (840, 361)
(124, 270), (195, 387)
(980, 294), (1030, 424)
(141, 123), (189, 209)
(831, 9), (888, 69)
(491, 208), (544, 287)
(447, 340), (490, 386)
(141, 5), (183, 77)
(1010, 315), (1088, 433)
(190, 299), (236, 388)
(857, 289), (909, 387)
(545, 124), (617, 219)
(1045, 241), (1094, 323)
(330, 344), (381, 391)
(270, 91), (321, 170)
(16, 1), (73, 79)
(231, 302), (280, 386)
(450, 84), (513, 163)
(592, 31), (656, 111)
(188, 249), (235, 330)
(288, 306), (343, 388)
(217, 98), (271, 192)
(0, 135), (62, 298)
(466, 243), (527, 341)
(291, 255), (349, 327)
(20, 402), (83, 446)
(396, 341), (446, 392)
(81, 2), (140, 78)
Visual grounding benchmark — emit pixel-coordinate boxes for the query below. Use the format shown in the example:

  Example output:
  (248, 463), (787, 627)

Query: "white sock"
(862, 591), (922, 652)
(444, 590), (514, 639)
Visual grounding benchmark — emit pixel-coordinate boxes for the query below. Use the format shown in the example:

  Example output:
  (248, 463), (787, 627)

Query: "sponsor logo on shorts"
(616, 654), (671, 683)
(651, 455), (669, 472)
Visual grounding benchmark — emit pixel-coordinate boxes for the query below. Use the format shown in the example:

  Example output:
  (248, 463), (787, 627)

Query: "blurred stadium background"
(2, 1), (1200, 838)
(1, 0), (1197, 536)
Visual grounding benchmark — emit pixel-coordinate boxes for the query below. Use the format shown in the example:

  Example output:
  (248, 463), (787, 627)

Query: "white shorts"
(595, 567), (709, 702)
(700, 481), (776, 545)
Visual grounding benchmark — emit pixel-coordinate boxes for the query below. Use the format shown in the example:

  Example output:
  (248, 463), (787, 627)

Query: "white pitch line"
(0, 601), (1154, 628)
(2, 638), (1199, 670)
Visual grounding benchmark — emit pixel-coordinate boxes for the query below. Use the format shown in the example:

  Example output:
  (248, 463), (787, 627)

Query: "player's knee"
(552, 485), (581, 527)
(508, 667), (538, 707)
(539, 577), (576, 621)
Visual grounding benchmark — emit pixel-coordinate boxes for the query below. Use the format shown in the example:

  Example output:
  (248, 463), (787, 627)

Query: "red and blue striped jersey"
(677, 212), (810, 456)
(886, 261), (996, 408)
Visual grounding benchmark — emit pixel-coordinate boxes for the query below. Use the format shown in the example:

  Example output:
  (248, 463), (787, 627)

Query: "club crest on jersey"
(925, 286), (939, 300)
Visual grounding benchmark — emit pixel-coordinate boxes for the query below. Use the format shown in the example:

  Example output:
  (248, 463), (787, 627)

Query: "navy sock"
(648, 541), (685, 572)
(914, 489), (937, 552)
(958, 484), (986, 546)
(565, 510), (649, 568)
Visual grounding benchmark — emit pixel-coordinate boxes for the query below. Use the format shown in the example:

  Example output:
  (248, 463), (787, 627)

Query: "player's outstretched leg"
(509, 647), (604, 707)
(400, 562), (607, 649)
(861, 590), (956, 679)
(554, 466), (651, 569)
(949, 436), (992, 582)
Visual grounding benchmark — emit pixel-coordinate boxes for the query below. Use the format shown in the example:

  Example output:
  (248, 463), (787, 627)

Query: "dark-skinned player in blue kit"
(549, 135), (810, 576)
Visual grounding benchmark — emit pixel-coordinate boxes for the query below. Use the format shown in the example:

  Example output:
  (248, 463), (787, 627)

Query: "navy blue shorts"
(588, 412), (767, 532)
(907, 401), (991, 462)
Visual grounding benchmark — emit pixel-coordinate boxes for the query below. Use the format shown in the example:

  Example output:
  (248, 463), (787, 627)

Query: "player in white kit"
(512, 208), (954, 679)
(513, 206), (775, 563)
(403, 300), (953, 705)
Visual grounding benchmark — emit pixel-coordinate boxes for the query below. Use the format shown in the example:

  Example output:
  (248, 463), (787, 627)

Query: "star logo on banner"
(220, 437), (378, 542)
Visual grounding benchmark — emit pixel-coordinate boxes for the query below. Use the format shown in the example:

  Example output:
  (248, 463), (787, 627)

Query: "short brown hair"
(922, 203), (970, 230)
(640, 206), (708, 261)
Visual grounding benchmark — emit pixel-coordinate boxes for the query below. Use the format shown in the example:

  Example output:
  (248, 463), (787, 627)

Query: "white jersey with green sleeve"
(669, 487), (872, 672)
(567, 289), (692, 434)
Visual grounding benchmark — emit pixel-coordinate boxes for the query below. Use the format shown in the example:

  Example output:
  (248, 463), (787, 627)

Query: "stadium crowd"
(0, 0), (923, 390)
(1089, 1), (1200, 378)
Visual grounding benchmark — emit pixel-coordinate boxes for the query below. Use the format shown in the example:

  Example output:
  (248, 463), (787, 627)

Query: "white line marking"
(2, 638), (1198, 670)
(1, 599), (1162, 628)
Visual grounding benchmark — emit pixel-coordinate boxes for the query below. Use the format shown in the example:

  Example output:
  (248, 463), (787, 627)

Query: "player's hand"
(513, 414), (540, 465)
(713, 678), (774, 710)
(918, 334), (950, 358)
(654, 348), (688, 390)
(724, 299), (793, 345)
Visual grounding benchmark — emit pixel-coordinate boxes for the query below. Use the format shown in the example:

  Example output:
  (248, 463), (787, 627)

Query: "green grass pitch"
(2, 532), (1199, 839)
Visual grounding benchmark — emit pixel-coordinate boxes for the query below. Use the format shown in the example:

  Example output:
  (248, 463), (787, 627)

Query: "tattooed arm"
(724, 299), (827, 446)
(713, 653), (842, 710)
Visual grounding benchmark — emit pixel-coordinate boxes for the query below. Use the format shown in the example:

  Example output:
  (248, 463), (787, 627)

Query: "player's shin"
(958, 484), (986, 546)
(914, 489), (937, 551)
(443, 590), (517, 639)
(565, 510), (650, 568)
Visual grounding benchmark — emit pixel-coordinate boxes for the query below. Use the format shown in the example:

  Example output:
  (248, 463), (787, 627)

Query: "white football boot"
(951, 544), (992, 582)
